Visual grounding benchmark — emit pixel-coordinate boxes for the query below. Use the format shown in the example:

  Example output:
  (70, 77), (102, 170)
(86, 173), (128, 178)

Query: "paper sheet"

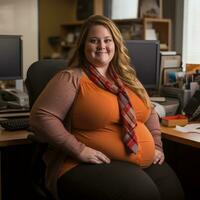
(175, 124), (200, 133)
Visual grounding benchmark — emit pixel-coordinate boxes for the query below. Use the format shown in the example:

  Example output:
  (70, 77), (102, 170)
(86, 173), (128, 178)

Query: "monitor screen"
(0, 35), (22, 80)
(125, 40), (160, 90)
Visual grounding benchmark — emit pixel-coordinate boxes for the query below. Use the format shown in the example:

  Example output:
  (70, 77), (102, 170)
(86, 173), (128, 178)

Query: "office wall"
(39, 0), (73, 59)
(163, 0), (184, 54)
(39, 0), (103, 59)
(0, 0), (38, 79)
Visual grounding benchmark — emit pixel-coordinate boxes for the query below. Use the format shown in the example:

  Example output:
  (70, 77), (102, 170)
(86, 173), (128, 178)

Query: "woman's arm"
(30, 69), (85, 157)
(145, 107), (163, 152)
(145, 107), (165, 164)
(30, 69), (110, 164)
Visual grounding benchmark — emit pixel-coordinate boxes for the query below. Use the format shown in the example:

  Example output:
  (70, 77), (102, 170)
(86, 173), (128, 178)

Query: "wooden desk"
(0, 125), (199, 199)
(0, 129), (30, 200)
(161, 125), (200, 149)
(0, 129), (30, 147)
(161, 124), (200, 200)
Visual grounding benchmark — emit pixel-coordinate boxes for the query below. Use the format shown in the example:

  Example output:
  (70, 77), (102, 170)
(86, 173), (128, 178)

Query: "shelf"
(59, 17), (172, 58)
(113, 18), (143, 24)
(114, 18), (172, 51)
(61, 21), (84, 27)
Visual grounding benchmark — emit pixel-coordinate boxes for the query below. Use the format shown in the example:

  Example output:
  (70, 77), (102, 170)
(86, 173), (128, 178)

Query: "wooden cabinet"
(60, 21), (83, 49)
(143, 18), (171, 51)
(114, 18), (171, 51)
(59, 17), (172, 58)
(39, 0), (103, 59)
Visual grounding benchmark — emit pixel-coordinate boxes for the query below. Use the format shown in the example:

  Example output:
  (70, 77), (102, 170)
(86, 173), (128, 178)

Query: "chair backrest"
(25, 59), (68, 199)
(25, 59), (68, 108)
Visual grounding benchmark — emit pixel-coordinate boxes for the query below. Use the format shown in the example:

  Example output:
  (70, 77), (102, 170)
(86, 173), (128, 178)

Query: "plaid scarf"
(83, 65), (138, 154)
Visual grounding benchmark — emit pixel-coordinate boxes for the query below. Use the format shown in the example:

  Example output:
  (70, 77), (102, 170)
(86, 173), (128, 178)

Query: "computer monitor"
(0, 35), (22, 80)
(125, 40), (160, 91)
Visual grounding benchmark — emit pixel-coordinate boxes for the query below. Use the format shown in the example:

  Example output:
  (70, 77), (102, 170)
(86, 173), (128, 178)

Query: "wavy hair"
(68, 15), (151, 107)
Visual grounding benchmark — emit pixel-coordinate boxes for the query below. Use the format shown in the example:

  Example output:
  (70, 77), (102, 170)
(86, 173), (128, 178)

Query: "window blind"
(111, 0), (139, 19)
(182, 0), (200, 68)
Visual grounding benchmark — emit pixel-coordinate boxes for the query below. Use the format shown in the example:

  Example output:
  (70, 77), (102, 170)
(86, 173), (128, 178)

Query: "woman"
(30, 15), (184, 200)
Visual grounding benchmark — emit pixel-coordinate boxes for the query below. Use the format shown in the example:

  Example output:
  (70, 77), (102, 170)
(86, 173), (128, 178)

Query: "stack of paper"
(175, 124), (200, 133)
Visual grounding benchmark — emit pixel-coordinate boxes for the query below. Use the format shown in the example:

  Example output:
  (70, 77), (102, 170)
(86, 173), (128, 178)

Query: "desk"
(161, 125), (200, 149)
(0, 129), (30, 200)
(161, 124), (200, 200)
(0, 126), (199, 199)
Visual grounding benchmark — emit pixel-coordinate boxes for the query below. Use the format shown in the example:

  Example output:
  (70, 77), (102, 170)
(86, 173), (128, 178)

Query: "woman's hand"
(153, 149), (165, 165)
(78, 146), (111, 164)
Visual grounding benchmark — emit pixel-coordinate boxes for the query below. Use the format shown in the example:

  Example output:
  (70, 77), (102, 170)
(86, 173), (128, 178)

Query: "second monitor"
(125, 40), (160, 91)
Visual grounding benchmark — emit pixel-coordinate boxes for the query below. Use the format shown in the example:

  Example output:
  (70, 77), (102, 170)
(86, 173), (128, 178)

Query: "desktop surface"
(0, 129), (30, 147)
(161, 124), (200, 148)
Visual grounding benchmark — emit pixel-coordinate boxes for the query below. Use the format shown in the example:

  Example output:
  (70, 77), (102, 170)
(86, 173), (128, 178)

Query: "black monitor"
(0, 35), (22, 80)
(125, 40), (160, 90)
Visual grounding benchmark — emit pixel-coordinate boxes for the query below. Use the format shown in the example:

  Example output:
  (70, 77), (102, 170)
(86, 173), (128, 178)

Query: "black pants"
(57, 161), (184, 200)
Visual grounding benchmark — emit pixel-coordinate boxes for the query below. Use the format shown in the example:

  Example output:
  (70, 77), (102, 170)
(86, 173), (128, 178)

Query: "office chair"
(25, 59), (68, 200)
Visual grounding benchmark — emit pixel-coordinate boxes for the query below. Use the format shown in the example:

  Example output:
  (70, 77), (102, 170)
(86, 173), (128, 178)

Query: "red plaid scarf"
(83, 65), (138, 154)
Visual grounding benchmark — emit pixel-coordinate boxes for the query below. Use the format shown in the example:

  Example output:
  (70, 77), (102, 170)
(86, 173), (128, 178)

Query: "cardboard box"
(161, 115), (188, 127)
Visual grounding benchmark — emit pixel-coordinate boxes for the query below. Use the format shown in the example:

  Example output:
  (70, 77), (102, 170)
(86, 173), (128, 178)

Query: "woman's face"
(84, 25), (115, 68)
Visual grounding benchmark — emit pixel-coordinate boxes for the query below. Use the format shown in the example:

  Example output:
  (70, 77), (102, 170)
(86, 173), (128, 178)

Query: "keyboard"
(0, 117), (30, 131)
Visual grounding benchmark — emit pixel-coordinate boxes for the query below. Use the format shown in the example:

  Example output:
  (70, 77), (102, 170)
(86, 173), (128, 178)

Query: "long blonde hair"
(68, 15), (151, 107)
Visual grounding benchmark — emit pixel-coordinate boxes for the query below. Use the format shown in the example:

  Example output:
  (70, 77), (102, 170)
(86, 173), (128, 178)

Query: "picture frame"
(163, 67), (182, 86)
(160, 55), (182, 69)
(159, 54), (182, 88)
(139, 0), (163, 18)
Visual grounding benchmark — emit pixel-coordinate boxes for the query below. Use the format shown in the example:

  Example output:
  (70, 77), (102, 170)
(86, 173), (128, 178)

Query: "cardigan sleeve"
(30, 69), (85, 157)
(145, 107), (163, 152)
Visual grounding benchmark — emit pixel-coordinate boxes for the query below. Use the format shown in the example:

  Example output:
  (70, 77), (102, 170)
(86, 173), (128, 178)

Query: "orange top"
(30, 69), (162, 197)
(59, 74), (155, 176)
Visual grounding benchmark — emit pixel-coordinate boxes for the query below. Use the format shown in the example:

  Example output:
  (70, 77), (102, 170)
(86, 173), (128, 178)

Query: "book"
(161, 115), (188, 127)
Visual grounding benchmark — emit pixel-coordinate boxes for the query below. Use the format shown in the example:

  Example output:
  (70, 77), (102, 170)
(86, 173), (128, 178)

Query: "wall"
(163, 0), (184, 54)
(39, 0), (74, 58)
(39, 0), (103, 59)
(0, 0), (38, 79)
